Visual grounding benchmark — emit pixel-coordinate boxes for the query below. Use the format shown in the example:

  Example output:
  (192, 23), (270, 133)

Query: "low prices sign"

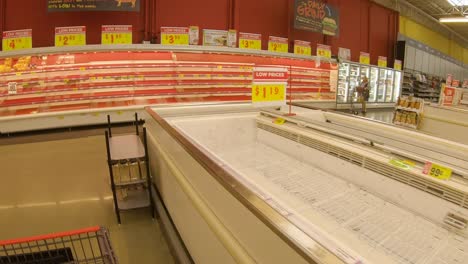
(252, 67), (288, 107)
(2, 29), (32, 51)
(55, 26), (86, 47)
(442, 84), (456, 106)
(394, 59), (402, 70)
(102, 25), (132, 45)
(161, 27), (189, 45)
(294, 40), (311, 56)
(359, 52), (370, 65)
(317, 44), (331, 58)
(378, 56), (387, 68)
(268, 36), (288, 53)
(239, 32), (261, 50)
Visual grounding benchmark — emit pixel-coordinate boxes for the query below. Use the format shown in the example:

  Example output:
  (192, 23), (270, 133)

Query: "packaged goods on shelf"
(393, 96), (424, 129)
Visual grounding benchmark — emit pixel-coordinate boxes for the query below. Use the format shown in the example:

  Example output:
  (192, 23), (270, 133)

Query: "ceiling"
(404, 0), (468, 39)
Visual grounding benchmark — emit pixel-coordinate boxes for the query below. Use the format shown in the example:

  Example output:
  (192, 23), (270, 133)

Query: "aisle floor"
(0, 133), (174, 264)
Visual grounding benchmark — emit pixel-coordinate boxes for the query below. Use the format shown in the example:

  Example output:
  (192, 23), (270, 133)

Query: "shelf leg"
(107, 115), (112, 138)
(105, 131), (121, 224)
(143, 127), (156, 219)
(135, 113), (139, 136)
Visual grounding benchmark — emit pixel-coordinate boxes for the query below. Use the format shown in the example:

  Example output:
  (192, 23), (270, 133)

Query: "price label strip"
(423, 162), (453, 180)
(161, 27), (189, 45)
(273, 117), (286, 125)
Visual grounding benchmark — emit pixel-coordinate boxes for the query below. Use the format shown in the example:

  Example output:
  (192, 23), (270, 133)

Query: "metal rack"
(104, 113), (155, 224)
(0, 226), (118, 263)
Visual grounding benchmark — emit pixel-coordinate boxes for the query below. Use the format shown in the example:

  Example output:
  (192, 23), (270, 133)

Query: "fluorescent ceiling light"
(447, 0), (468, 6)
(440, 17), (468, 22)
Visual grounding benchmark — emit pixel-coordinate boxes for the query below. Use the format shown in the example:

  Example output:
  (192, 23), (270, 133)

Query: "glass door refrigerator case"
(337, 62), (350, 103)
(393, 70), (402, 102)
(348, 63), (361, 102)
(384, 69), (394, 102)
(368, 67), (379, 102)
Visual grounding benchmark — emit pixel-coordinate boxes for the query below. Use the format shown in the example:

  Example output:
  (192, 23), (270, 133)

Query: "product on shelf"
(402, 70), (443, 103)
(393, 96), (424, 129)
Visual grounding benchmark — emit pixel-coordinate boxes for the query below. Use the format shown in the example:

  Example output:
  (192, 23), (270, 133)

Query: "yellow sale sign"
(239, 32), (261, 50)
(102, 25), (132, 45)
(161, 27), (189, 45)
(394, 59), (402, 70)
(423, 162), (452, 180)
(268, 36), (288, 53)
(378, 56), (387, 68)
(317, 44), (331, 58)
(252, 83), (286, 102)
(2, 29), (32, 51)
(360, 52), (370, 65)
(55, 26), (86, 47)
(294, 40), (311, 56)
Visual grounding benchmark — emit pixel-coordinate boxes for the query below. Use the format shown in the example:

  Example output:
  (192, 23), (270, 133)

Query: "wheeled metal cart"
(105, 113), (155, 224)
(0, 226), (118, 264)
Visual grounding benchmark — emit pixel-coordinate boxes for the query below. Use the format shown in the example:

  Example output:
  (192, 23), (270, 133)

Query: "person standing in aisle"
(356, 76), (369, 115)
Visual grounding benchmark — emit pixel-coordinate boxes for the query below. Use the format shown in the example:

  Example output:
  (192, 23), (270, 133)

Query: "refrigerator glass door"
(368, 67), (379, 102)
(337, 63), (350, 103)
(385, 70), (394, 102)
(349, 64), (361, 102)
(393, 71), (402, 102)
(377, 69), (387, 102)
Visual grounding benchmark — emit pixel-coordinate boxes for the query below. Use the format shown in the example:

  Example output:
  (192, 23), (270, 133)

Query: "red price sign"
(102, 25), (132, 45)
(239, 32), (262, 50)
(317, 44), (331, 58)
(55, 26), (86, 47)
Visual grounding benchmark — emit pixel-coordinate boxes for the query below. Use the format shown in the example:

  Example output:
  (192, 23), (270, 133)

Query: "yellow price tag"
(102, 32), (132, 45)
(423, 162), (452, 180)
(317, 45), (332, 58)
(55, 34), (86, 47)
(394, 60), (402, 71)
(359, 52), (370, 65)
(252, 83), (286, 103)
(294, 45), (311, 56)
(2, 29), (32, 51)
(273, 117), (286, 125)
(239, 39), (261, 50)
(55, 26), (86, 47)
(161, 33), (189, 45)
(378, 56), (387, 68)
(268, 42), (288, 53)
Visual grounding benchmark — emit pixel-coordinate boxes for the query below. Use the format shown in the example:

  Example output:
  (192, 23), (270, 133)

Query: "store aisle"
(0, 135), (174, 264)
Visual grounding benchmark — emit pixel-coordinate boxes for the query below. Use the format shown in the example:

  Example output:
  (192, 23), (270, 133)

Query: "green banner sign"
(294, 0), (339, 37)
(47, 0), (140, 12)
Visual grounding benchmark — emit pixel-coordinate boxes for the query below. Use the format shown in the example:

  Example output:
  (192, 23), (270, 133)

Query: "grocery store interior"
(1, 0), (468, 263)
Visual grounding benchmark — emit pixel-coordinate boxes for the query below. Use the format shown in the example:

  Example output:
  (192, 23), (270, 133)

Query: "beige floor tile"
(0, 134), (174, 264)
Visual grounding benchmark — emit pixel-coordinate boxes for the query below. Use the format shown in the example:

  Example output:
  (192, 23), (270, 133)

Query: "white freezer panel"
(405, 46), (416, 70)
(428, 54), (435, 75)
(414, 49), (423, 71)
(421, 51), (429, 73)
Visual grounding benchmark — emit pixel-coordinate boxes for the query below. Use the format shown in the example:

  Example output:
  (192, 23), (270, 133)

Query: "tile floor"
(0, 133), (175, 264)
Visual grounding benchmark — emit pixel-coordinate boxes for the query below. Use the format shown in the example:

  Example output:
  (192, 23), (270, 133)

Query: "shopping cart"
(348, 87), (359, 115)
(0, 226), (118, 264)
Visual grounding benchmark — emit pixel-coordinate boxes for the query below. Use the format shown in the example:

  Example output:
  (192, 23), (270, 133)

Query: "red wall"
(0, 0), (398, 65)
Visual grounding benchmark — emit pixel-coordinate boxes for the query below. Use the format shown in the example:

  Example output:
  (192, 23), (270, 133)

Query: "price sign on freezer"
(2, 29), (32, 51)
(161, 27), (189, 45)
(55, 26), (86, 47)
(102, 25), (132, 45)
(239, 32), (261, 50)
(423, 162), (452, 180)
(317, 44), (331, 58)
(268, 36), (288, 53)
(252, 83), (286, 103)
(294, 40), (311, 56)
(359, 52), (370, 65)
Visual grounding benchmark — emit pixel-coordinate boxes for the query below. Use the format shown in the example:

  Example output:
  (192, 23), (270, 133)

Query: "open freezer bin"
(145, 104), (468, 264)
